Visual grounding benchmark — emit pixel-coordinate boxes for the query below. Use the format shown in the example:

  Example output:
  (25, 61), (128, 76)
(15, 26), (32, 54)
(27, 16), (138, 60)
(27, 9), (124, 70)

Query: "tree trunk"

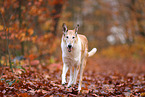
(131, 0), (145, 36)
(0, 12), (12, 71)
(19, 0), (24, 55)
(51, 2), (63, 36)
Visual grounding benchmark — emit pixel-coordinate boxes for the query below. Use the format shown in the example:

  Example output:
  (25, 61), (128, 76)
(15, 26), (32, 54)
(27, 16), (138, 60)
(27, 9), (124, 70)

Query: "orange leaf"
(28, 54), (37, 60)
(28, 28), (34, 36)
(18, 93), (29, 97)
(0, 25), (3, 30)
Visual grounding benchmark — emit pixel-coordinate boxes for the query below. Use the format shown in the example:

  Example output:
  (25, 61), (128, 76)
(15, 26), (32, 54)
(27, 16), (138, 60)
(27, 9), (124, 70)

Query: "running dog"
(61, 23), (97, 92)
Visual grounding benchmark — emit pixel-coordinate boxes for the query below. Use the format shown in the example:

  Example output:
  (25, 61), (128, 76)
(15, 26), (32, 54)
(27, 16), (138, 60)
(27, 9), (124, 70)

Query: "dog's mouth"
(67, 45), (72, 52)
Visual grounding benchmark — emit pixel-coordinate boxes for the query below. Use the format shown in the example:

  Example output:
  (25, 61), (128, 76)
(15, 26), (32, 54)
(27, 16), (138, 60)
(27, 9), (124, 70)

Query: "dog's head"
(62, 23), (79, 52)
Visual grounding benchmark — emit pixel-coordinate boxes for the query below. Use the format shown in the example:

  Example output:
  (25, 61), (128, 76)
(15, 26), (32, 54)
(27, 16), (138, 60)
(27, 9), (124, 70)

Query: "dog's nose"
(68, 45), (72, 48)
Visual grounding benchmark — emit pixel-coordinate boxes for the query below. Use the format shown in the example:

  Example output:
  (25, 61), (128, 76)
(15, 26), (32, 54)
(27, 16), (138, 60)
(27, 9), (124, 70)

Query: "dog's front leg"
(62, 63), (69, 85)
(67, 66), (73, 87)
(73, 66), (79, 84)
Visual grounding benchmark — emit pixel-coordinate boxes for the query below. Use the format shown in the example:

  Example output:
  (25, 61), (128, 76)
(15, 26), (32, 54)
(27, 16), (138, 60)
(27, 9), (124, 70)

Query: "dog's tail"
(88, 48), (97, 57)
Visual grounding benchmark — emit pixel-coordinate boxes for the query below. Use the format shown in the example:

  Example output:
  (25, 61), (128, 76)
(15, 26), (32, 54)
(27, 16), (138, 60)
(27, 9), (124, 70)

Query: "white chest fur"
(61, 37), (82, 67)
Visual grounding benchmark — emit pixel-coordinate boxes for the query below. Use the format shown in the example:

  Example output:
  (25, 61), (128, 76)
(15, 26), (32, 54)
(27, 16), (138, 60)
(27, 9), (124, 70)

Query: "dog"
(61, 23), (97, 92)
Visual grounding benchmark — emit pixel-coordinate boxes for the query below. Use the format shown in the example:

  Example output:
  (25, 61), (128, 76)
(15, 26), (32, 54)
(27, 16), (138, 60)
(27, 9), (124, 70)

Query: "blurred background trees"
(0, 0), (145, 66)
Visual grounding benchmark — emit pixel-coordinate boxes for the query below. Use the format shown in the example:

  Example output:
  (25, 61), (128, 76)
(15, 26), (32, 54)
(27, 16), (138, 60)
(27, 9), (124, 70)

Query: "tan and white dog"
(61, 23), (97, 92)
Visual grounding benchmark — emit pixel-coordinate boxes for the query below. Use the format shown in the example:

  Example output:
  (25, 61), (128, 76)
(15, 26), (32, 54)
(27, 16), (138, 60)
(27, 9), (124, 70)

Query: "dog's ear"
(62, 23), (68, 35)
(75, 24), (79, 36)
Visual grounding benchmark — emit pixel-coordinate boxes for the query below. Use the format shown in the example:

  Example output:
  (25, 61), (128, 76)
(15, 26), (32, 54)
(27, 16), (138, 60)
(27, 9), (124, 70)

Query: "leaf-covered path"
(0, 57), (145, 96)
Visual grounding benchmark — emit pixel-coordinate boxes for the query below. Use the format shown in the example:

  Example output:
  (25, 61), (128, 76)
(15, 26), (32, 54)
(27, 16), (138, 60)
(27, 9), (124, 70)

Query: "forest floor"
(0, 56), (145, 96)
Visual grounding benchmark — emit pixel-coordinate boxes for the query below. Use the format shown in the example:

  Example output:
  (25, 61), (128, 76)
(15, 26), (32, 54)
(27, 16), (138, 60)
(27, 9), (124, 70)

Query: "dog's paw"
(78, 89), (82, 94)
(62, 83), (66, 85)
(78, 87), (82, 94)
(67, 85), (72, 88)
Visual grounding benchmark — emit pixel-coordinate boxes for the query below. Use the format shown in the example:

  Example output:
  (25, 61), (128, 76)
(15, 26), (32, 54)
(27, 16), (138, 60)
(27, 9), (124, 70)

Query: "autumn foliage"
(0, 0), (145, 96)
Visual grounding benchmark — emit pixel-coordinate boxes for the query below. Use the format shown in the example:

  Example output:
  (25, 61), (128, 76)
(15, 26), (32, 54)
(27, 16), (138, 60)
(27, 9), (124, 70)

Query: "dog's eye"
(72, 36), (75, 39)
(66, 36), (69, 38)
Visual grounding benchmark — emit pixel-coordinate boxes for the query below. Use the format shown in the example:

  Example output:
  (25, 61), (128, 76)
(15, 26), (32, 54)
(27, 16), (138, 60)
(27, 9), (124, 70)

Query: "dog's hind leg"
(62, 63), (69, 85)
(78, 59), (86, 92)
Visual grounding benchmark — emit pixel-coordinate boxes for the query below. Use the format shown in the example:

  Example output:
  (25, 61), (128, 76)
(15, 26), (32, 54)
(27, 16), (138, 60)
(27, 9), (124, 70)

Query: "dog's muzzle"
(67, 45), (72, 52)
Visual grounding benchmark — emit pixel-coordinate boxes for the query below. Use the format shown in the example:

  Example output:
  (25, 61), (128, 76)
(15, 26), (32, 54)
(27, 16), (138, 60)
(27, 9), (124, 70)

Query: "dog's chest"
(63, 48), (81, 65)
(62, 46), (81, 66)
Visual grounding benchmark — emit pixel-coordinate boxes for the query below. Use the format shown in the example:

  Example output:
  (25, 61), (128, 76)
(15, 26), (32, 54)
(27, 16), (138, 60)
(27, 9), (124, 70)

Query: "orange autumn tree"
(0, 0), (65, 64)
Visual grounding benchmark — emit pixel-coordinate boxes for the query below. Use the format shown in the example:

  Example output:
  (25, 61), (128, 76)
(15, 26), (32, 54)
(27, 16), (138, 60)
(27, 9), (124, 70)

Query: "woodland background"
(0, 0), (145, 96)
